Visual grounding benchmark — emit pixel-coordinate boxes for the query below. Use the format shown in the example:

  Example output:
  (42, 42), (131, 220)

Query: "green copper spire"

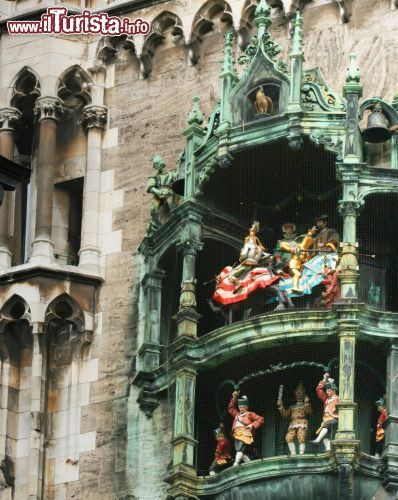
(187, 96), (204, 126)
(254, 0), (271, 37)
(290, 10), (304, 56)
(221, 31), (235, 76)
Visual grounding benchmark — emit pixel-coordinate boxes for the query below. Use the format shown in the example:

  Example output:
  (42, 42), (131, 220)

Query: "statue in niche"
(277, 382), (312, 455)
(228, 391), (264, 466)
(254, 87), (273, 115)
(209, 423), (232, 476)
(311, 373), (339, 451)
(146, 155), (177, 230)
(374, 397), (387, 458)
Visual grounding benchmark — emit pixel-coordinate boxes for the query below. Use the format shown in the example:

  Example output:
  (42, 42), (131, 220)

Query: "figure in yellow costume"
(228, 222), (270, 293)
(277, 382), (312, 455)
(279, 226), (318, 293)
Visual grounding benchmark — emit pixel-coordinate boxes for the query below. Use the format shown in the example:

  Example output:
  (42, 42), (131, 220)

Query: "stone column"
(171, 366), (197, 474)
(0, 107), (21, 269)
(79, 105), (107, 272)
(139, 268), (166, 370)
(28, 325), (45, 499)
(382, 340), (398, 495)
(30, 97), (63, 264)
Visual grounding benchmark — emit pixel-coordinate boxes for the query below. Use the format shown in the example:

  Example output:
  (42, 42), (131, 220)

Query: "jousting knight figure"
(228, 391), (264, 466)
(277, 382), (312, 455)
(312, 373), (339, 451)
(374, 397), (387, 458)
(228, 222), (270, 293)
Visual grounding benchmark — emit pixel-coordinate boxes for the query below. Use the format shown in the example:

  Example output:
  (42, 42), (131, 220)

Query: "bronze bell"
(362, 104), (391, 143)
(171, 166), (185, 196)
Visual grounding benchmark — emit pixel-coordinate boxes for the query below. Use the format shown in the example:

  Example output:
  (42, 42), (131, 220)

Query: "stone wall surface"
(0, 0), (397, 498)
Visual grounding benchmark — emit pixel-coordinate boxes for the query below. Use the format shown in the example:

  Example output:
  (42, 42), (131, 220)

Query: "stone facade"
(0, 0), (397, 499)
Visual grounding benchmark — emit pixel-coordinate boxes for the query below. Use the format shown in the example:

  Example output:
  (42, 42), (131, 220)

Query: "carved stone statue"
(277, 382), (312, 455)
(254, 87), (273, 115)
(146, 155), (177, 230)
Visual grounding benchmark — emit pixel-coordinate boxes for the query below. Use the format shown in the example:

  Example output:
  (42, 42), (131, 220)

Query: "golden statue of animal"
(254, 87), (274, 115)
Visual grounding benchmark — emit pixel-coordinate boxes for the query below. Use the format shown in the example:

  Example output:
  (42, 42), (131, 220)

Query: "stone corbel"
(137, 387), (160, 418)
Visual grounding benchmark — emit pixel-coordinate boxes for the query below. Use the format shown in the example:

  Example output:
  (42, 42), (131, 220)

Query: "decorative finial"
(290, 10), (304, 55)
(254, 0), (271, 36)
(221, 31), (235, 75)
(346, 53), (360, 84)
(188, 96), (204, 126)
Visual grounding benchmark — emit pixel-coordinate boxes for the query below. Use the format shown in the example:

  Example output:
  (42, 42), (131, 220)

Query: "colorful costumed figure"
(277, 382), (312, 455)
(228, 391), (264, 466)
(273, 223), (298, 272)
(209, 424), (232, 475)
(374, 397), (387, 458)
(312, 373), (339, 451)
(228, 222), (270, 293)
(314, 215), (340, 253)
(279, 225), (318, 293)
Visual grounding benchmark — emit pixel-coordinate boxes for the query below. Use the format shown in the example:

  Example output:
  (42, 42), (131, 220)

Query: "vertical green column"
(172, 366), (197, 472)
(183, 98), (205, 199)
(382, 340), (398, 494)
(332, 53), (364, 500)
(174, 212), (202, 338)
(287, 10), (304, 114)
(140, 268), (165, 370)
(391, 94), (398, 169)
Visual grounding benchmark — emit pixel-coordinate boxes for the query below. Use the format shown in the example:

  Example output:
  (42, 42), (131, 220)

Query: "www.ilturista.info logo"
(7, 7), (150, 35)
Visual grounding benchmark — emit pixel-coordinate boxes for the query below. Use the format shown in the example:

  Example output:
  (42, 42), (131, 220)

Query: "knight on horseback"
(228, 222), (271, 293)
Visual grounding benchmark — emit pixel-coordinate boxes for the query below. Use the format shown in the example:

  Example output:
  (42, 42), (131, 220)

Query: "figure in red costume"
(209, 424), (232, 475)
(374, 397), (387, 458)
(311, 373), (339, 451)
(228, 390), (264, 466)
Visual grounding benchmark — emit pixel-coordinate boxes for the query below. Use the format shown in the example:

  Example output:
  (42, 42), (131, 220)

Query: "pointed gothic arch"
(140, 11), (184, 78)
(189, 0), (234, 64)
(56, 65), (92, 110)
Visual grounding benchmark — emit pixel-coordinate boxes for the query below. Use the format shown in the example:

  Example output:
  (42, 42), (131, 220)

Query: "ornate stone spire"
(221, 31), (235, 76)
(187, 96), (204, 126)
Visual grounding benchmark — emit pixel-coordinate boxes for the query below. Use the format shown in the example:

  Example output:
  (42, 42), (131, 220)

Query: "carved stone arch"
(140, 11), (185, 78)
(0, 294), (31, 331)
(9, 66), (41, 156)
(44, 293), (87, 362)
(9, 66), (41, 110)
(56, 65), (93, 110)
(358, 186), (398, 202)
(189, 0), (234, 64)
(96, 34), (135, 64)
